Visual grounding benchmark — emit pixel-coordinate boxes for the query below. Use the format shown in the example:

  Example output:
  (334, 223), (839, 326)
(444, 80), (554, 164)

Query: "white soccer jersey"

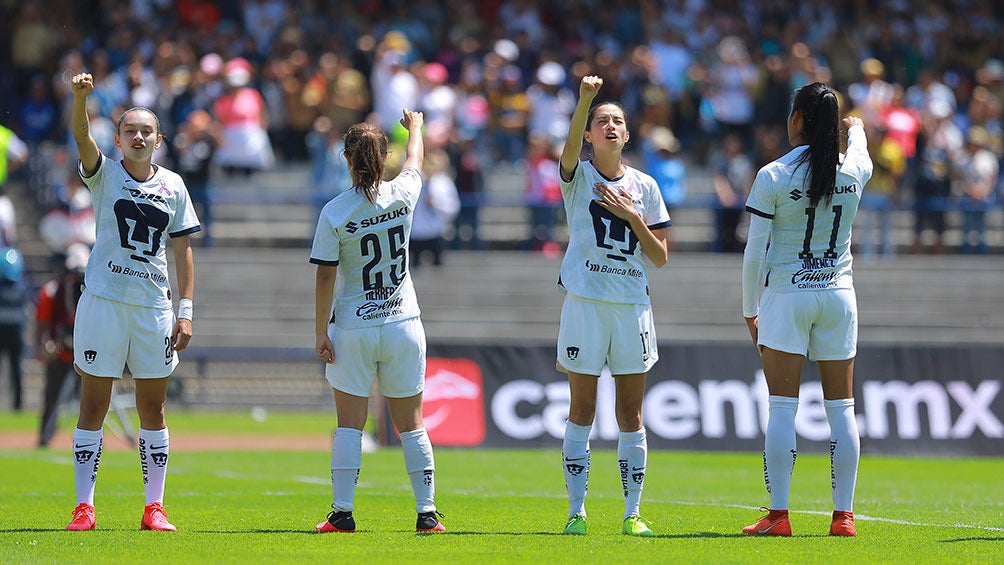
(558, 160), (671, 304)
(79, 156), (201, 309)
(745, 125), (872, 295)
(310, 168), (423, 329)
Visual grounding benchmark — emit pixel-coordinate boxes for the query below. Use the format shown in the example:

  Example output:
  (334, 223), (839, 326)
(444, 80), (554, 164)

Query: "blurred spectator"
(173, 109), (220, 247)
(453, 59), (491, 153)
(524, 134), (563, 254)
(976, 58), (1004, 108)
(848, 58), (894, 125)
(411, 149), (459, 270)
(36, 244), (89, 447)
(858, 124), (906, 259)
(953, 126), (1000, 255)
(488, 65), (530, 165)
(706, 36), (759, 146)
(419, 62), (458, 150)
(19, 75), (59, 146)
(38, 171), (96, 254)
(259, 56), (291, 161)
(449, 136), (485, 251)
(912, 100), (963, 254)
(168, 66), (199, 133)
(879, 84), (923, 168)
(647, 27), (693, 107)
(306, 115), (351, 204)
(498, 0), (547, 50)
(0, 125), (29, 247)
(212, 57), (275, 176)
(10, 2), (57, 92)
(371, 32), (418, 134)
(0, 247), (27, 411)
(527, 61), (575, 144)
(710, 133), (753, 253)
(320, 51), (370, 134)
(963, 85), (1003, 138)
(640, 125), (686, 228)
(283, 49), (324, 162)
(906, 68), (957, 116)
(244, 0), (287, 57)
(755, 55), (794, 132)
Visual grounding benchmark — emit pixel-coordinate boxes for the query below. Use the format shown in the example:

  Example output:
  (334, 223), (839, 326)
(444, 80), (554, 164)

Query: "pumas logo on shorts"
(566, 346), (579, 360)
(84, 350), (97, 364)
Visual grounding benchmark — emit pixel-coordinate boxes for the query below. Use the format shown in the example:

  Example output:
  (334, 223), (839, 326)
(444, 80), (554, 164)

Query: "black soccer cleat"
(316, 510), (355, 533)
(416, 510), (446, 532)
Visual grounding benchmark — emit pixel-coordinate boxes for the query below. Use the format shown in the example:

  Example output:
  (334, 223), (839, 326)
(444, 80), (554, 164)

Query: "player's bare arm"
(400, 109), (425, 172)
(315, 264), (337, 364)
(560, 76), (602, 180)
(171, 235), (194, 351)
(69, 73), (101, 175)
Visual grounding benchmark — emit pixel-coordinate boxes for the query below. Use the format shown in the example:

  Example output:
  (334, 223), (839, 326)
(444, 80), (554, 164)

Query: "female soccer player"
(556, 76), (670, 537)
(66, 74), (201, 532)
(310, 109), (445, 533)
(741, 82), (872, 537)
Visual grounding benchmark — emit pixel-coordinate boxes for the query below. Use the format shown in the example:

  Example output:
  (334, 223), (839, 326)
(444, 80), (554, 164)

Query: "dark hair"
(791, 82), (840, 207)
(116, 106), (162, 136)
(343, 123), (388, 204)
(586, 100), (627, 130)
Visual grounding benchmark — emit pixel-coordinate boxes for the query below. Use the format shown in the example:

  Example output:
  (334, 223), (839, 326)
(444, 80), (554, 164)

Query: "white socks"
(72, 427), (103, 505)
(764, 395), (798, 510)
(762, 396), (861, 513)
(330, 427), (437, 514)
(825, 398), (860, 512)
(562, 420), (591, 518)
(401, 428), (436, 513)
(138, 428), (170, 505)
(618, 428), (647, 519)
(330, 427), (363, 512)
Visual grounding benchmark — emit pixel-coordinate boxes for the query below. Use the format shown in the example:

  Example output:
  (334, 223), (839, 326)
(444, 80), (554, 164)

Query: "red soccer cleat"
(141, 502), (177, 532)
(416, 511), (446, 532)
(829, 510), (856, 536)
(742, 509), (792, 536)
(66, 502), (96, 531)
(316, 511), (355, 533)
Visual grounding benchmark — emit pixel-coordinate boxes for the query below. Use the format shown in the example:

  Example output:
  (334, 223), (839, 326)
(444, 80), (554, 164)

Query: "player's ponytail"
(344, 123), (388, 204)
(791, 82), (840, 208)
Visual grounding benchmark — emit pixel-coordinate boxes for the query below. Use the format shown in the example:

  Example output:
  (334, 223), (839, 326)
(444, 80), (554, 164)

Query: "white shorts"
(757, 287), (857, 361)
(327, 316), (427, 398)
(556, 295), (658, 376)
(73, 289), (179, 379)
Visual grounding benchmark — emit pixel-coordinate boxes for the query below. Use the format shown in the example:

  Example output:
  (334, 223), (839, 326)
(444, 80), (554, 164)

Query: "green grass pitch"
(1, 411), (1001, 563)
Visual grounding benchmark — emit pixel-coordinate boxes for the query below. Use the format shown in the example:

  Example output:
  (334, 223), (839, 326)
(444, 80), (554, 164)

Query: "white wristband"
(177, 298), (193, 321)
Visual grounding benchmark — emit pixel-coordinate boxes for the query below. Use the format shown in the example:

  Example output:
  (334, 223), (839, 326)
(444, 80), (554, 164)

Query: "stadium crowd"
(0, 0), (1002, 265)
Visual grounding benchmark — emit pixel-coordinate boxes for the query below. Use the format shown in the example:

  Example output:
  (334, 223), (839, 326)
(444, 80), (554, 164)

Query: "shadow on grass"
(419, 531), (753, 539)
(189, 529), (320, 534)
(657, 532), (747, 539)
(940, 536), (1004, 542)
(0, 528), (68, 533)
